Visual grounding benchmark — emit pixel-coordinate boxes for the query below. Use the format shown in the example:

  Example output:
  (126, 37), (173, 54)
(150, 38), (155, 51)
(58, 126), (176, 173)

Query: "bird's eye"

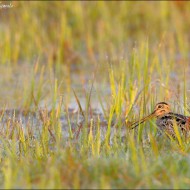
(158, 105), (162, 109)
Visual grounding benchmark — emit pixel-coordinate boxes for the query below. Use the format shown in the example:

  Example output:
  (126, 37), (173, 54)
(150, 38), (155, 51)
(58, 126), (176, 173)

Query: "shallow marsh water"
(1, 59), (190, 145)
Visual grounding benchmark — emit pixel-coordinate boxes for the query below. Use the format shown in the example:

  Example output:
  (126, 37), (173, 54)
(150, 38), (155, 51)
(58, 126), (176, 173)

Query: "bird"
(130, 102), (190, 139)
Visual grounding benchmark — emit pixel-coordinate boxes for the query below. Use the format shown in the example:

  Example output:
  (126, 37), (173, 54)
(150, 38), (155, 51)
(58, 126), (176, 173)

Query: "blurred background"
(1, 2), (190, 189)
(0, 1), (190, 112)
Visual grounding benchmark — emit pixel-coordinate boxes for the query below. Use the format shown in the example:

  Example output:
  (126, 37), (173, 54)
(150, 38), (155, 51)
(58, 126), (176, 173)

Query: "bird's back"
(156, 112), (189, 138)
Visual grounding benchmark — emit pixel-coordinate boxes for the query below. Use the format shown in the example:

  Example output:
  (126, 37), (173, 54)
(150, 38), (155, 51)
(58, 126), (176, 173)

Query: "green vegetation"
(0, 1), (190, 188)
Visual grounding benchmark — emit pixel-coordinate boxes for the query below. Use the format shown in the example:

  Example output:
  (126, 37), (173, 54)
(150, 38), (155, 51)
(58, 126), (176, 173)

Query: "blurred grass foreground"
(0, 1), (190, 189)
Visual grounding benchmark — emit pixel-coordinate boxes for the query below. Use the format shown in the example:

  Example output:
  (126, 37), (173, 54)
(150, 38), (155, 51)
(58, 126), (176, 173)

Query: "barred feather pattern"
(156, 112), (190, 138)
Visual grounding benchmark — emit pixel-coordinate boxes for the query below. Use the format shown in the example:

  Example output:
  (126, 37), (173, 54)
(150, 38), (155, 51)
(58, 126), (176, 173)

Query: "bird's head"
(153, 102), (170, 118)
(130, 102), (170, 129)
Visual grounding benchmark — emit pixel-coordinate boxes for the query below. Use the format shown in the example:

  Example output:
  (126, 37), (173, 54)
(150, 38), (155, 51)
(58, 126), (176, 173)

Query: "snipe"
(130, 102), (190, 139)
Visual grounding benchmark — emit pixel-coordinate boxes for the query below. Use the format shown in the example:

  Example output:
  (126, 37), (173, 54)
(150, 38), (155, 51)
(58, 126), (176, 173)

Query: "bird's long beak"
(130, 111), (156, 129)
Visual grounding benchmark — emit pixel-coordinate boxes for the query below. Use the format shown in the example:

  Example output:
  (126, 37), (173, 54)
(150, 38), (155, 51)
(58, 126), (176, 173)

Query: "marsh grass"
(0, 1), (190, 189)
